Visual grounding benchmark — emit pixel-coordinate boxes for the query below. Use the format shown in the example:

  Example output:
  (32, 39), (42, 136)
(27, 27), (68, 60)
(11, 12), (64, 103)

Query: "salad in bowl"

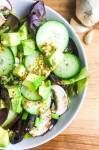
(0, 0), (88, 149)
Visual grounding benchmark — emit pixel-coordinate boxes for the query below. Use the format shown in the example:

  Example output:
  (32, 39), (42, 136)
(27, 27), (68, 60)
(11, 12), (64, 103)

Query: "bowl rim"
(6, 5), (88, 150)
(23, 5), (88, 149)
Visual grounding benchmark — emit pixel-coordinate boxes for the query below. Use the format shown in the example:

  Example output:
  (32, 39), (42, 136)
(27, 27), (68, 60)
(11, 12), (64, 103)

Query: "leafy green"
(62, 68), (88, 97)
(66, 78), (87, 97)
(77, 78), (87, 93)
(61, 67), (88, 85)
(39, 81), (52, 100)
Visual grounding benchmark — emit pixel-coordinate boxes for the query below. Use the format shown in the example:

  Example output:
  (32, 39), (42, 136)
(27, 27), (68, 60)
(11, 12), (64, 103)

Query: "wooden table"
(31, 0), (99, 149)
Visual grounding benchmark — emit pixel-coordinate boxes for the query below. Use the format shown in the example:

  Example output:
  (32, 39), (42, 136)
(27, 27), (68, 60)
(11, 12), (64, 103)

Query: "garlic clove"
(84, 30), (94, 45)
(70, 18), (90, 33)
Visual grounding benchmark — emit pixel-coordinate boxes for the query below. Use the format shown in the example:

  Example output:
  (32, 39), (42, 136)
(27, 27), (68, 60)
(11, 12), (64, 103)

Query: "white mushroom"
(30, 109), (51, 137)
(76, 0), (99, 27)
(70, 18), (90, 33)
(52, 85), (68, 115)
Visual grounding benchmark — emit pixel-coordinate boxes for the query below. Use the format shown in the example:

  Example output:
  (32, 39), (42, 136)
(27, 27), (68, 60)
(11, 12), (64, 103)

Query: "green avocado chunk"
(0, 127), (9, 148)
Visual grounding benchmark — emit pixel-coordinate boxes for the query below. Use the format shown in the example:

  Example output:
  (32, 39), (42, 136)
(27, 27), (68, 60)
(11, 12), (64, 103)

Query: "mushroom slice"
(30, 109), (51, 137)
(52, 85), (68, 115)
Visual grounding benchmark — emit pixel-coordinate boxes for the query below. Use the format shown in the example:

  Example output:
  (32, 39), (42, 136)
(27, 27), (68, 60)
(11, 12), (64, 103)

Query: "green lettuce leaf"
(62, 67), (88, 97)
(77, 78), (87, 93)
(61, 67), (88, 85)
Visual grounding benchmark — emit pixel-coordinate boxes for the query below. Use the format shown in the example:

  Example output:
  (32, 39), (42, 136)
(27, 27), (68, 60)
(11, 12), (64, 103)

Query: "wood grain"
(30, 0), (99, 149)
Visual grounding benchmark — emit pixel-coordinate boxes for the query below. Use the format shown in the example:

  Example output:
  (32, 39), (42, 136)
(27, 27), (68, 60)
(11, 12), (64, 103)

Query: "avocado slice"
(0, 127), (9, 148)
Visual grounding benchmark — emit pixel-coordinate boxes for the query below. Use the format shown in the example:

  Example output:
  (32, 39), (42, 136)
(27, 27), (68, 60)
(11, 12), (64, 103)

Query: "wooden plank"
(33, 135), (99, 150)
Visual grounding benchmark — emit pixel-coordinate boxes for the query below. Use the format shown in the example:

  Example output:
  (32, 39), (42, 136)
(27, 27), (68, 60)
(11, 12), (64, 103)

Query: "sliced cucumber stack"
(36, 21), (69, 55)
(0, 47), (14, 76)
(53, 53), (81, 79)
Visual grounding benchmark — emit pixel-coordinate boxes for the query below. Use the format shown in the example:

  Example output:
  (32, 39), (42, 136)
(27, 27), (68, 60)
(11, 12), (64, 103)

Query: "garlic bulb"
(76, 0), (99, 27)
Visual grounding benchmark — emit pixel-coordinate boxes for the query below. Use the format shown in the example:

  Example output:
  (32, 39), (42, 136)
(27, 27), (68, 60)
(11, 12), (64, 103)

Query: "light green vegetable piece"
(49, 50), (64, 67)
(19, 23), (28, 41)
(51, 113), (60, 120)
(77, 78), (87, 93)
(8, 86), (21, 98)
(8, 86), (23, 114)
(21, 85), (41, 101)
(39, 80), (52, 100)
(22, 111), (28, 120)
(10, 46), (18, 56)
(39, 95), (51, 113)
(22, 100), (40, 115)
(13, 64), (26, 78)
(0, 99), (5, 109)
(35, 117), (43, 128)
(61, 67), (88, 85)
(22, 39), (35, 55)
(24, 133), (32, 139)
(11, 96), (23, 114)
(1, 33), (20, 46)
(23, 73), (44, 90)
(0, 127), (9, 148)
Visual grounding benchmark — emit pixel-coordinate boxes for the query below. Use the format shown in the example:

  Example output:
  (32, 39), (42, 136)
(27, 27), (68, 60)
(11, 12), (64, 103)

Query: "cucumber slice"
(22, 100), (40, 115)
(24, 51), (39, 72)
(36, 21), (69, 55)
(21, 86), (41, 101)
(54, 53), (81, 79)
(0, 47), (14, 76)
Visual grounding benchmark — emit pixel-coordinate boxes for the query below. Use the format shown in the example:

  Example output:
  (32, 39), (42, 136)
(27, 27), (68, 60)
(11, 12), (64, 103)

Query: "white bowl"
(5, 0), (88, 149)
